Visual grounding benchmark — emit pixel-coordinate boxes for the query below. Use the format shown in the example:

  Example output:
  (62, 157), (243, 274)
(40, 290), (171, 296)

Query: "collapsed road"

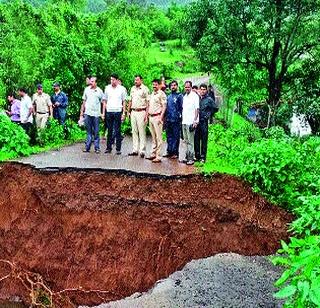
(0, 162), (292, 307)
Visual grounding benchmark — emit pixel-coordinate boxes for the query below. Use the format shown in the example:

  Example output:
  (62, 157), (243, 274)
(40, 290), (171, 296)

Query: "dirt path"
(177, 74), (210, 86)
(0, 163), (292, 307)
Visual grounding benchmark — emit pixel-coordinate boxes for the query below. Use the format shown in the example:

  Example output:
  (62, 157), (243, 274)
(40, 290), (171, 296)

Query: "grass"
(147, 39), (201, 78)
(147, 39), (195, 64)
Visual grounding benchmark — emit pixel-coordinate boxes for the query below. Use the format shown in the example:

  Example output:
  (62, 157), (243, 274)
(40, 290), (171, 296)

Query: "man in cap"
(51, 82), (68, 125)
(32, 84), (53, 129)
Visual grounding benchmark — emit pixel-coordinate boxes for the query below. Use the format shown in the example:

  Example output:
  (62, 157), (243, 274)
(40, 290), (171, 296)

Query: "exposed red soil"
(0, 163), (293, 307)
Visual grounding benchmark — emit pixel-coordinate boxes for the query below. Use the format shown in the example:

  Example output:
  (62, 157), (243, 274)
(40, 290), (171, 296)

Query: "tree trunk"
(267, 0), (283, 127)
(307, 116), (320, 135)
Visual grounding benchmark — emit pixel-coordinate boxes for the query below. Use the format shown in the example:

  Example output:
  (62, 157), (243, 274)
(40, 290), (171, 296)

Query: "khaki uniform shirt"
(130, 84), (149, 109)
(148, 90), (167, 115)
(32, 93), (52, 113)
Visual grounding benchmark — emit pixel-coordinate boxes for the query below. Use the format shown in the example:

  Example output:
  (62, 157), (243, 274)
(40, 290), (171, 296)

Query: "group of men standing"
(80, 75), (217, 165)
(6, 83), (68, 134)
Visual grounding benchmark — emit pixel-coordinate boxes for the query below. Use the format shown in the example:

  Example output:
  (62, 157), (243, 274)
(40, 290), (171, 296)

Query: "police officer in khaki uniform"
(32, 84), (53, 129)
(128, 75), (150, 158)
(146, 79), (167, 163)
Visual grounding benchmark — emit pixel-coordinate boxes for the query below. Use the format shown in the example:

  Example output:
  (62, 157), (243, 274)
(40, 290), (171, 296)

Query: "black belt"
(131, 108), (147, 112)
(36, 112), (48, 114)
(149, 112), (161, 117)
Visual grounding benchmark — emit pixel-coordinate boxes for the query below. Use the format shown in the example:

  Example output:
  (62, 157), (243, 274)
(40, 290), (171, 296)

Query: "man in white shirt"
(181, 81), (199, 165)
(18, 88), (33, 135)
(102, 73), (126, 155)
(79, 76), (104, 153)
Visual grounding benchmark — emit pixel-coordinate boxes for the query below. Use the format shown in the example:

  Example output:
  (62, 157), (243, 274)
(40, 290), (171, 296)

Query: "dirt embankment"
(0, 163), (292, 307)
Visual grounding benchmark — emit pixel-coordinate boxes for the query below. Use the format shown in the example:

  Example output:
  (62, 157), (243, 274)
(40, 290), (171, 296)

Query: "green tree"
(0, 0), (154, 119)
(183, 0), (320, 123)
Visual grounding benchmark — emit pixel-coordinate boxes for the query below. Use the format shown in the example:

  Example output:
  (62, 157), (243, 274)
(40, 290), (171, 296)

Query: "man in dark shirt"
(208, 84), (219, 115)
(164, 80), (183, 159)
(194, 84), (215, 163)
(51, 82), (68, 125)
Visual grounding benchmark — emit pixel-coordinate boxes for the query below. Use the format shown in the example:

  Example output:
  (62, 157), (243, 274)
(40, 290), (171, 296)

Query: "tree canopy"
(184, 0), (320, 123)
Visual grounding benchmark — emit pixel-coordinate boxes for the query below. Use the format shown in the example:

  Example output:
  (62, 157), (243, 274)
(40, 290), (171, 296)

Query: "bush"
(64, 119), (86, 142)
(36, 118), (65, 147)
(290, 196), (320, 235)
(0, 114), (32, 158)
(239, 139), (304, 208)
(263, 126), (288, 140)
(272, 235), (320, 308)
(203, 114), (261, 174)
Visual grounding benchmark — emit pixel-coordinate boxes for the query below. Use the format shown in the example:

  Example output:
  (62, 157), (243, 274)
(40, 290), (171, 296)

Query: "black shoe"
(146, 156), (156, 160)
(95, 149), (101, 154)
(83, 149), (90, 153)
(116, 151), (121, 155)
(105, 149), (112, 154)
(140, 152), (145, 158)
(128, 152), (138, 156)
(162, 153), (172, 158)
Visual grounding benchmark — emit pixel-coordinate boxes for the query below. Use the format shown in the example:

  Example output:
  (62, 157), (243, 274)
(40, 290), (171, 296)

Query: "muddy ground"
(0, 163), (292, 307)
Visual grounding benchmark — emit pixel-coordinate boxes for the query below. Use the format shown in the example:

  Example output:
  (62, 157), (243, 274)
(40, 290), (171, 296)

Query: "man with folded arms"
(127, 75), (150, 158)
(146, 79), (167, 163)
(32, 84), (53, 129)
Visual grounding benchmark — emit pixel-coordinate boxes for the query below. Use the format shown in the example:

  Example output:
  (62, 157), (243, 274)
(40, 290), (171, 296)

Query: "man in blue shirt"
(51, 82), (68, 125)
(164, 80), (183, 159)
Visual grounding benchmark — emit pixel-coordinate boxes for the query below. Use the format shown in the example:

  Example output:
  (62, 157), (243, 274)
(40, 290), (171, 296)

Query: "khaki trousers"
(149, 115), (163, 159)
(35, 113), (49, 129)
(131, 110), (147, 154)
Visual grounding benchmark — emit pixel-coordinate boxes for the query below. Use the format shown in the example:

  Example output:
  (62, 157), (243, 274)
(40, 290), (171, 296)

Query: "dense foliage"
(183, 0), (320, 126)
(0, 115), (85, 160)
(0, 0), (188, 121)
(0, 114), (32, 158)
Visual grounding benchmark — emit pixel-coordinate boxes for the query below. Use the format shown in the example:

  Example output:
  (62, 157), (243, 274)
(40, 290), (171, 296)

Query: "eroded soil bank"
(0, 163), (292, 307)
